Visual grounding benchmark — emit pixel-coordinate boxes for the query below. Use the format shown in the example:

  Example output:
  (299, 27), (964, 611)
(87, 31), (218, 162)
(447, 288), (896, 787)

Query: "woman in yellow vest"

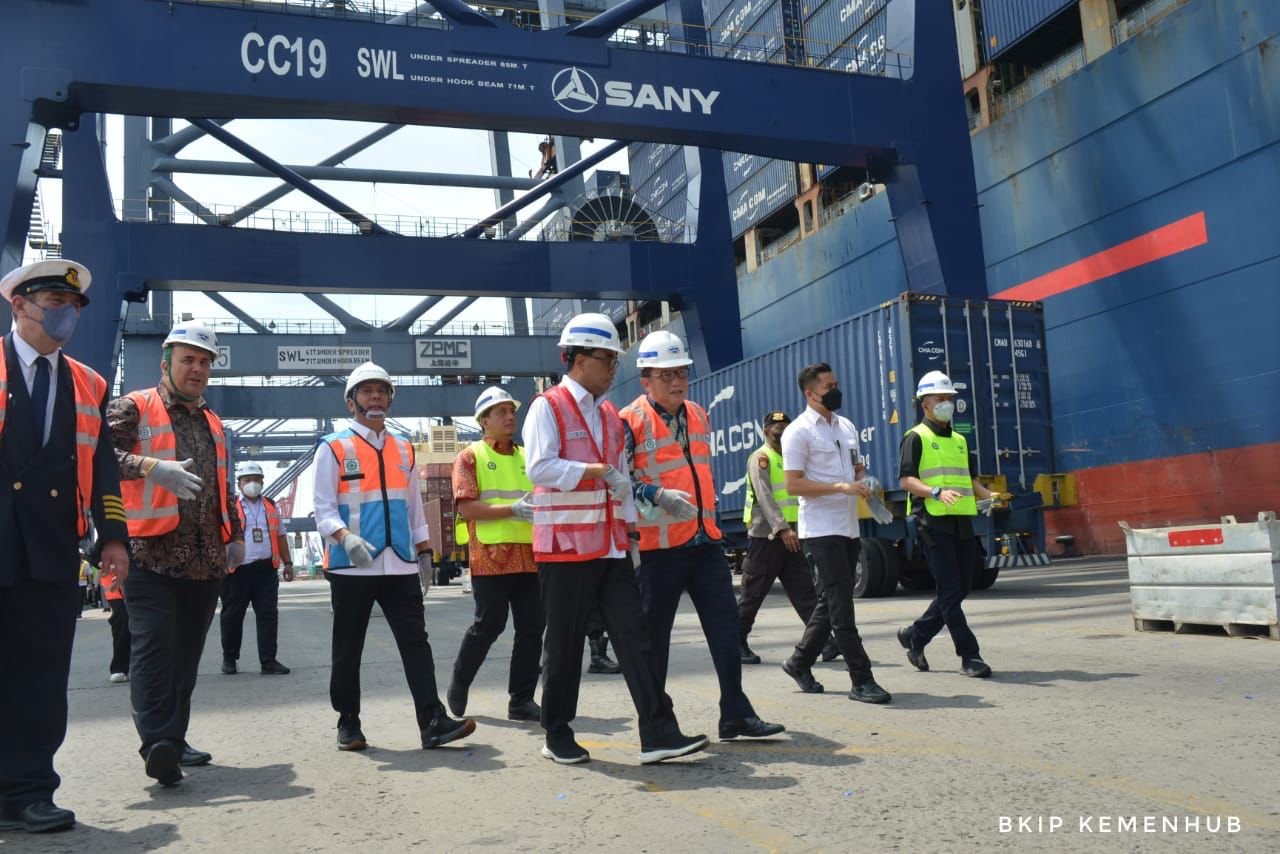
(444, 387), (542, 723)
(896, 371), (998, 678)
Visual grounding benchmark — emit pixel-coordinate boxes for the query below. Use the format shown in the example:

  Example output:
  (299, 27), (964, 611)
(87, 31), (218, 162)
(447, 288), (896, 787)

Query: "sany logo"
(550, 66), (720, 115)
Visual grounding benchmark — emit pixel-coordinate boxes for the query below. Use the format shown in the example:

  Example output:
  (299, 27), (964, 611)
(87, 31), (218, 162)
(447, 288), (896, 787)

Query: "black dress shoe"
(639, 732), (709, 765)
(849, 680), (892, 704)
(897, 626), (929, 672)
(781, 658), (825, 693)
(719, 716), (786, 740)
(446, 681), (469, 717)
(144, 740), (183, 785)
(337, 715), (367, 751)
(962, 658), (993, 678)
(507, 699), (541, 722)
(221, 658), (237, 675)
(260, 660), (291, 675)
(0, 800), (76, 833)
(421, 710), (476, 748)
(180, 744), (212, 766)
(739, 640), (761, 665)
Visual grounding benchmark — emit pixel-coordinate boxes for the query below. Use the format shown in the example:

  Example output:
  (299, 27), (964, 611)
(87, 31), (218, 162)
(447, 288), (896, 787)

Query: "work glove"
(148, 458), (203, 500)
(976, 493), (1013, 516)
(601, 465), (632, 501)
(341, 532), (375, 568)
(418, 552), (433, 593)
(510, 493), (536, 521)
(226, 540), (245, 569)
(655, 487), (699, 522)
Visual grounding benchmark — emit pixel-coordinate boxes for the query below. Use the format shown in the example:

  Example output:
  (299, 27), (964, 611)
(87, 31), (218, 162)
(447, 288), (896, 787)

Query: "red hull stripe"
(993, 211), (1208, 301)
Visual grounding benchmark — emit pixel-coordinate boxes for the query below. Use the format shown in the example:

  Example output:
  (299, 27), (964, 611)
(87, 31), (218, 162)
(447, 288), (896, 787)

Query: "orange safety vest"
(101, 568), (125, 600)
(0, 343), (107, 537)
(235, 495), (283, 570)
(531, 384), (628, 562)
(119, 389), (232, 542)
(323, 429), (417, 567)
(619, 396), (722, 550)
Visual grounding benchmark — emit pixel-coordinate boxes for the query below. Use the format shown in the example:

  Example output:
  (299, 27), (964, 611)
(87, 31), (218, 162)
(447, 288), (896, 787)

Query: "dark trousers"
(738, 536), (819, 638)
(451, 572), (544, 704)
(794, 536), (875, 683)
(538, 558), (679, 747)
(125, 568), (220, 755)
(108, 597), (131, 674)
(911, 528), (980, 660)
(0, 577), (80, 811)
(637, 542), (754, 721)
(327, 572), (443, 730)
(220, 558), (280, 664)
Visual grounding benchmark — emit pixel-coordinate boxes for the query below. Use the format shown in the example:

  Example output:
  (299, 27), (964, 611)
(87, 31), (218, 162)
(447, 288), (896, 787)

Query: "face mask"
(932, 401), (955, 422)
(29, 302), (80, 343)
(819, 388), (842, 412)
(242, 481), (263, 499)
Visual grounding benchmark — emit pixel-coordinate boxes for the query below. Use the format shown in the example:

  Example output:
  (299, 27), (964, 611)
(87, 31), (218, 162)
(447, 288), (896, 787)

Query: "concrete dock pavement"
(10, 560), (1277, 851)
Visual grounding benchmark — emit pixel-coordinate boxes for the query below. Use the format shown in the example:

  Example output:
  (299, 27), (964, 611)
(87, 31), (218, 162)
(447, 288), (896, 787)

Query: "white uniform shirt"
(239, 496), (287, 564)
(523, 375), (637, 559)
(11, 329), (60, 446)
(780, 406), (862, 540)
(313, 422), (429, 576)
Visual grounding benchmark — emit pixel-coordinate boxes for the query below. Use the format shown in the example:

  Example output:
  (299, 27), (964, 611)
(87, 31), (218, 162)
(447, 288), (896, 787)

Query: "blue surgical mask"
(932, 401), (955, 422)
(30, 302), (81, 343)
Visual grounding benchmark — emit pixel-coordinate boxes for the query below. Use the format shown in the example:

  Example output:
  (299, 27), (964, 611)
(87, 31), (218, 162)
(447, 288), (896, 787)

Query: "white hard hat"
(636, 330), (693, 369)
(915, 370), (965, 399)
(0, 259), (92, 305)
(163, 320), (219, 357)
(474, 385), (520, 419)
(345, 361), (395, 400)
(237, 461), (264, 479)
(558, 312), (624, 354)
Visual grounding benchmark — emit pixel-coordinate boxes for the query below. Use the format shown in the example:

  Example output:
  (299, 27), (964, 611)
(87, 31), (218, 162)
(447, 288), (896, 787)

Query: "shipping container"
(725, 3), (784, 61)
(981, 0), (1077, 61)
(627, 141), (683, 191)
(817, 11), (887, 74)
(711, 0), (775, 51)
(802, 0), (887, 61)
(633, 154), (689, 212)
(723, 151), (774, 190)
(727, 158), (798, 236)
(954, 0), (982, 78)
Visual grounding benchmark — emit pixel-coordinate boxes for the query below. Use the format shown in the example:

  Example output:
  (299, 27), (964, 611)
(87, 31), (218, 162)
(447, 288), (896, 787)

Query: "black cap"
(763, 410), (790, 425)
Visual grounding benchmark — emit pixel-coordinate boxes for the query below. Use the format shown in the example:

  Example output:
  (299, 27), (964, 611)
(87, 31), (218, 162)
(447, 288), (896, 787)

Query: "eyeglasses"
(651, 368), (690, 382)
(585, 352), (619, 370)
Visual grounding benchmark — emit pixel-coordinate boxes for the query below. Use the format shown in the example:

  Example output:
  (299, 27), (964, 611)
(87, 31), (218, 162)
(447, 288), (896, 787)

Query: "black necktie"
(31, 356), (50, 444)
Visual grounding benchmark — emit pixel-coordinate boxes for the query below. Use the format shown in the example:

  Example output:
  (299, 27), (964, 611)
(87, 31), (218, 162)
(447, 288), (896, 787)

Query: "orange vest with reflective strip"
(619, 397), (722, 550)
(531, 384), (628, 562)
(0, 344), (108, 537)
(119, 389), (232, 542)
(235, 496), (283, 570)
(324, 430), (417, 566)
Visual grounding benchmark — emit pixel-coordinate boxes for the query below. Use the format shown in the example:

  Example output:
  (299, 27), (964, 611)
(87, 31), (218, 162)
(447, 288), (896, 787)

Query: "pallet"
(1134, 618), (1280, 640)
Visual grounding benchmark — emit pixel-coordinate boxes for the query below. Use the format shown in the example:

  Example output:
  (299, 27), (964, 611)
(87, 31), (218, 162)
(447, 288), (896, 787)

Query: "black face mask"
(820, 388), (842, 412)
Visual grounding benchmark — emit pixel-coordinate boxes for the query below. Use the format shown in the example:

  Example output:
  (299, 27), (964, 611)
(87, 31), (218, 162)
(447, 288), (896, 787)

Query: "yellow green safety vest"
(742, 445), (799, 524)
(455, 441), (533, 546)
(906, 422), (977, 516)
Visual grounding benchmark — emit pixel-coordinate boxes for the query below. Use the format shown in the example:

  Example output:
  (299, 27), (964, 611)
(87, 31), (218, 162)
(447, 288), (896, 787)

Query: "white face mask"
(241, 481), (263, 499)
(931, 401), (955, 423)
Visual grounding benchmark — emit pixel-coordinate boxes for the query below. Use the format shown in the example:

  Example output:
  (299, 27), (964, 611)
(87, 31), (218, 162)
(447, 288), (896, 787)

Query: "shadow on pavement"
(125, 763), (314, 809)
(2, 821), (180, 852)
(575, 749), (801, 793)
(997, 669), (1140, 687)
(879, 692), (997, 710)
(357, 742), (505, 774)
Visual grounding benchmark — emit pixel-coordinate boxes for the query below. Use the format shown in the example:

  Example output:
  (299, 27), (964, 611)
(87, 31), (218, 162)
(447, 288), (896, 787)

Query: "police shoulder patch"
(757, 455), (769, 469)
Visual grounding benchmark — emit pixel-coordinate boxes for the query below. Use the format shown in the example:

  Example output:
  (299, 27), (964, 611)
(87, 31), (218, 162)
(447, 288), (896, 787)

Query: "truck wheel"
(971, 542), (1000, 590)
(896, 541), (935, 591)
(853, 542), (884, 599)
(864, 538), (899, 597)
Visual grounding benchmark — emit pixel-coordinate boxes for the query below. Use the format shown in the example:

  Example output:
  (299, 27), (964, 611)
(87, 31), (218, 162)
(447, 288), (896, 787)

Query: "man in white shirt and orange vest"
(313, 362), (475, 753)
(523, 313), (708, 766)
(108, 320), (246, 786)
(621, 331), (785, 742)
(0, 260), (129, 833)
(220, 461), (293, 676)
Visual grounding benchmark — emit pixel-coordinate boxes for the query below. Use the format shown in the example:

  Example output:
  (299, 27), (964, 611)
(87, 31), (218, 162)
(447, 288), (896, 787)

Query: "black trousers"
(0, 576), (80, 811)
(327, 572), (443, 730)
(125, 569), (221, 755)
(738, 536), (819, 638)
(794, 536), (875, 683)
(220, 558), (280, 664)
(108, 597), (132, 674)
(451, 572), (544, 704)
(911, 528), (981, 660)
(538, 558), (680, 747)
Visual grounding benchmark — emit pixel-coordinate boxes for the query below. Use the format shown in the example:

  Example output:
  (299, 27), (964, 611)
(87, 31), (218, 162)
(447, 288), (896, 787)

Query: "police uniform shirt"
(898, 420), (978, 538)
(10, 330), (59, 446)
(780, 406), (862, 540)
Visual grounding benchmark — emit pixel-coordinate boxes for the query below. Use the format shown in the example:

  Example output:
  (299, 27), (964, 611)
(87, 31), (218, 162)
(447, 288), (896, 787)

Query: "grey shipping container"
(634, 154), (689, 212)
(726, 4), (785, 61)
(723, 150), (773, 190)
(981, 0), (1078, 61)
(711, 0), (775, 50)
(817, 10), (888, 73)
(802, 0), (887, 61)
(688, 293), (1054, 527)
(627, 142), (683, 190)
(727, 158), (797, 237)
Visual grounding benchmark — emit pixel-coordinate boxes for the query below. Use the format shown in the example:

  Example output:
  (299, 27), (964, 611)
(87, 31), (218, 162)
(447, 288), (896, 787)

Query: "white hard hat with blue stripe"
(163, 320), (219, 357)
(635, 330), (693, 369)
(557, 312), (624, 353)
(915, 370), (966, 399)
(474, 385), (520, 419)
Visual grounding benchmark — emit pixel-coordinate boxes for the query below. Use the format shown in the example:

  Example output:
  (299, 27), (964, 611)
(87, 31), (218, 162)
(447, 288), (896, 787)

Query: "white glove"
(148, 458), (203, 500)
(418, 552), (433, 592)
(226, 540), (245, 569)
(342, 532), (375, 568)
(510, 493), (535, 521)
(601, 465), (632, 501)
(655, 488), (699, 521)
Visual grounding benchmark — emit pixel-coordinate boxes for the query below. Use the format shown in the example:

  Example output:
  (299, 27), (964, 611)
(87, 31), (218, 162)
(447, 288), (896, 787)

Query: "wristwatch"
(930, 486), (943, 500)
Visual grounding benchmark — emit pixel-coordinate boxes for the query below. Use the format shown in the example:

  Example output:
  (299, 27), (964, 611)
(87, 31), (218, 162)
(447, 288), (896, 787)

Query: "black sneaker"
(897, 626), (929, 672)
(739, 640), (761, 665)
(421, 710), (476, 748)
(221, 658), (237, 675)
(337, 715), (367, 751)
(639, 732), (709, 765)
(144, 739), (183, 786)
(962, 658), (993, 678)
(849, 680), (892, 704)
(260, 660), (291, 675)
(541, 740), (590, 765)
(821, 637), (842, 662)
(507, 699), (541, 722)
(719, 716), (786, 740)
(781, 658), (825, 693)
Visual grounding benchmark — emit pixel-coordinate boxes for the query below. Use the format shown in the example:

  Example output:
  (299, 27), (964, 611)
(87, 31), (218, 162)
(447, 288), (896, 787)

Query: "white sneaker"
(109, 672), (129, 683)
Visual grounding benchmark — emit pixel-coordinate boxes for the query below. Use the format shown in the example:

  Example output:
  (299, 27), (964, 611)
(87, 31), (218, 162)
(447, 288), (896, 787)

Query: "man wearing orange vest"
(220, 461), (293, 676)
(0, 260), (128, 834)
(621, 331), (786, 743)
(108, 320), (245, 787)
(523, 313), (707, 766)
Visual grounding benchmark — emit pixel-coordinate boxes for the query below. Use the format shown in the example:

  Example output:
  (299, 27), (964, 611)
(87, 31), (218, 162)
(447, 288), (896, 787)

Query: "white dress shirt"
(313, 422), (428, 576)
(781, 406), (863, 540)
(523, 375), (637, 559)
(239, 496), (288, 564)
(11, 330), (59, 447)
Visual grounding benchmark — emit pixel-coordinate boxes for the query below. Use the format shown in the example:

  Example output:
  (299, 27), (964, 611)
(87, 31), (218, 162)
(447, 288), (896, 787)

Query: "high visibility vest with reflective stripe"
(742, 445), (798, 525)
(323, 429), (417, 568)
(0, 346), (109, 538)
(236, 496), (283, 568)
(531, 384), (628, 562)
(907, 422), (978, 516)
(459, 441), (533, 545)
(619, 397), (721, 550)
(120, 389), (232, 541)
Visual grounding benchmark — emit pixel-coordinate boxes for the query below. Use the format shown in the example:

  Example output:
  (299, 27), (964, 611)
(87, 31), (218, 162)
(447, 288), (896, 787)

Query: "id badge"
(252, 528), (264, 543)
